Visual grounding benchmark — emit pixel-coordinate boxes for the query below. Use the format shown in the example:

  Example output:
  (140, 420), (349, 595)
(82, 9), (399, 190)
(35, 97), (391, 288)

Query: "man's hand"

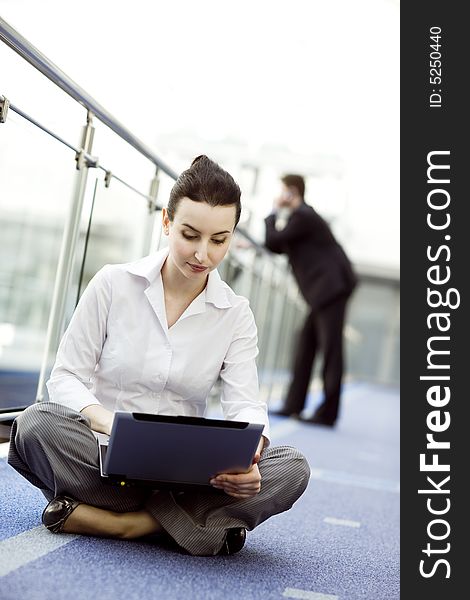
(274, 189), (294, 211)
(273, 195), (283, 211)
(210, 436), (266, 499)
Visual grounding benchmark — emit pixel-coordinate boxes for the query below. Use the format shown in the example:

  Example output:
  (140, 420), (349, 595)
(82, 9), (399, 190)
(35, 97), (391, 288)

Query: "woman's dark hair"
(168, 155), (241, 227)
(281, 174), (305, 200)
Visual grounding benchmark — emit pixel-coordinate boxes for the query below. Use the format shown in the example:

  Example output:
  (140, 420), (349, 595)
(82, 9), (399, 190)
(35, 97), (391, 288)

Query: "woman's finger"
(212, 472), (261, 486)
(219, 481), (259, 490)
(224, 490), (258, 499)
(216, 483), (261, 495)
(216, 480), (260, 490)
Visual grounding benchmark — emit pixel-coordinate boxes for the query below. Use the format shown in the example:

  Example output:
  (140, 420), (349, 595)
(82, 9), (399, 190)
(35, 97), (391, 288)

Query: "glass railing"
(0, 17), (302, 414)
(1, 17), (399, 418)
(0, 93), (86, 411)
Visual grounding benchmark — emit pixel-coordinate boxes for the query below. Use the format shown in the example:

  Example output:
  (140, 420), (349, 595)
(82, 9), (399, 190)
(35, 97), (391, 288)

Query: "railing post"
(265, 268), (291, 405)
(0, 95), (9, 122)
(36, 112), (96, 401)
(141, 167), (161, 255)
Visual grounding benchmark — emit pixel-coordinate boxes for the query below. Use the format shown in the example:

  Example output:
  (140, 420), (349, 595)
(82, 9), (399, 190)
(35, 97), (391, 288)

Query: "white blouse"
(47, 247), (270, 443)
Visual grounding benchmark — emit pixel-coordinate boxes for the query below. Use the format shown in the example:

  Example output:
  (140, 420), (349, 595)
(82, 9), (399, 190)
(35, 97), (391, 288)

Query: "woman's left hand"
(210, 462), (262, 499)
(210, 436), (265, 499)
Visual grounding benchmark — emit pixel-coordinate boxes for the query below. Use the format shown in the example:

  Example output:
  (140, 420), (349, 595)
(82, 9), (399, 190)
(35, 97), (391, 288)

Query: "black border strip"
(401, 3), (467, 596)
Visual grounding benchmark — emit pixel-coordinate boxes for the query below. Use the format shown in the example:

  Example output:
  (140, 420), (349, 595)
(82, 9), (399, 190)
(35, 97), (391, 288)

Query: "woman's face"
(162, 197), (237, 281)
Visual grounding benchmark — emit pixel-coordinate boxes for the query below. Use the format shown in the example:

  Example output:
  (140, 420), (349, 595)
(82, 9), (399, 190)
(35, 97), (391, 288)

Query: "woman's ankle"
(61, 504), (162, 539)
(119, 510), (163, 539)
(61, 504), (124, 538)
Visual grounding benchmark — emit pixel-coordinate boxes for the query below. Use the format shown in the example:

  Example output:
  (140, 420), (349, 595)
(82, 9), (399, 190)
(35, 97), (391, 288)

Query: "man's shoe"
(300, 415), (336, 427)
(218, 528), (246, 555)
(42, 496), (82, 533)
(271, 409), (300, 418)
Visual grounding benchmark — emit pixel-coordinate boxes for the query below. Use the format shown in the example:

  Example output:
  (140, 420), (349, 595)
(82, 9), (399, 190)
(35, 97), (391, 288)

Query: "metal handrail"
(0, 16), (304, 410)
(0, 16), (278, 260)
(0, 17), (178, 179)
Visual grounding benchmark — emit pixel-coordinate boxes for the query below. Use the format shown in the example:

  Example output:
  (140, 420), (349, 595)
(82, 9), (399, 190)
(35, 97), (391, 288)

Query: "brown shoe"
(42, 496), (81, 533)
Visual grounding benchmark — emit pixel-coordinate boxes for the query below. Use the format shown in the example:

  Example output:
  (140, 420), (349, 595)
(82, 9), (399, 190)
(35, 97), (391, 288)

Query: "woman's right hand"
(80, 404), (114, 435)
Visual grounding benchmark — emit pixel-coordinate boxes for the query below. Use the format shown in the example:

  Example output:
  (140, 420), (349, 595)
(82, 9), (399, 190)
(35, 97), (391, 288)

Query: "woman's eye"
(182, 233), (226, 245)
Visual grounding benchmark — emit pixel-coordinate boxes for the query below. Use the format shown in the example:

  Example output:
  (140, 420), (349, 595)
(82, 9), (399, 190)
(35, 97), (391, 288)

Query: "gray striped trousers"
(8, 402), (311, 556)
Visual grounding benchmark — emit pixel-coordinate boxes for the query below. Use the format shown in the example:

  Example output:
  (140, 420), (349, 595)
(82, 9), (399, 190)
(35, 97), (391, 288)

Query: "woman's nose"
(194, 242), (209, 264)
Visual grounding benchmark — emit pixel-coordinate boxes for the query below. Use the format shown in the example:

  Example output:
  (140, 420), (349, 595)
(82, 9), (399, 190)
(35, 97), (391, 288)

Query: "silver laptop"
(96, 411), (264, 493)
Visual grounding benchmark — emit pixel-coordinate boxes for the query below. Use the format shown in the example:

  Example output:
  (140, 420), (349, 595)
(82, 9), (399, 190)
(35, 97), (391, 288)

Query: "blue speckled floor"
(0, 383), (399, 600)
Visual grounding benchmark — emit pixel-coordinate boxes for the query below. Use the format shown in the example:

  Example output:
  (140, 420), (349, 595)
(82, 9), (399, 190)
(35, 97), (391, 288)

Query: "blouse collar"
(124, 247), (232, 309)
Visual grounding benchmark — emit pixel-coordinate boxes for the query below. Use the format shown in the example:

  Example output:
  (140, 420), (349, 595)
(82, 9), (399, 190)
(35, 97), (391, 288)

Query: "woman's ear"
(162, 208), (170, 235)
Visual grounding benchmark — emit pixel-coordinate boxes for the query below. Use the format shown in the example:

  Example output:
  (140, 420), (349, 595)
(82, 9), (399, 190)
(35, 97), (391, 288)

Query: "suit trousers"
(8, 402), (310, 556)
(284, 295), (349, 423)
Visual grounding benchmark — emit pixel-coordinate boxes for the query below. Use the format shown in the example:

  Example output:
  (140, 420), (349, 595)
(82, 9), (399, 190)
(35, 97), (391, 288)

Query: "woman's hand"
(210, 435), (266, 499)
(210, 462), (262, 499)
(81, 404), (114, 436)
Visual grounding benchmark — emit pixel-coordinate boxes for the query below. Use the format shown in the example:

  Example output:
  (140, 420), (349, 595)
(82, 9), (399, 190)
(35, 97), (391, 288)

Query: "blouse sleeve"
(46, 265), (113, 413)
(219, 300), (271, 446)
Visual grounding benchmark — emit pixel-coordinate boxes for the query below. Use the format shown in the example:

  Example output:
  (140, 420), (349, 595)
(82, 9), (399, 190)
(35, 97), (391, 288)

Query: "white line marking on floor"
(269, 422), (399, 493)
(283, 588), (339, 600)
(0, 526), (78, 577)
(324, 516), (361, 528)
(309, 467), (399, 494)
(0, 442), (9, 458)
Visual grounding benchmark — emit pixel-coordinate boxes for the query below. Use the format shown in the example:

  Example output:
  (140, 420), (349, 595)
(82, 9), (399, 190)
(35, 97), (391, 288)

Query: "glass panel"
(254, 261), (276, 374)
(153, 170), (177, 251)
(258, 273), (286, 377)
(245, 252), (266, 321)
(0, 111), (80, 410)
(1, 38), (89, 146)
(345, 280), (400, 385)
(223, 243), (258, 299)
(30, 135), (178, 401)
(91, 120), (157, 197)
(68, 123), (181, 305)
(75, 173), (158, 301)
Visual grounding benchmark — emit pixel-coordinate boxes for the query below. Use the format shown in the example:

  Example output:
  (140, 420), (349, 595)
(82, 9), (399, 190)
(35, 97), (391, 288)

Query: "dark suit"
(264, 202), (357, 423)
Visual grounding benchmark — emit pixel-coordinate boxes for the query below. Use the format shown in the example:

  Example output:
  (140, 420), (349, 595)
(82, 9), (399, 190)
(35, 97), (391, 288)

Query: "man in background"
(264, 174), (357, 426)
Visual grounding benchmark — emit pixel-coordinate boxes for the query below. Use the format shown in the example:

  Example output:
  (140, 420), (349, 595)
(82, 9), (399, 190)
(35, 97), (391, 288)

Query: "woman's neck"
(161, 256), (208, 300)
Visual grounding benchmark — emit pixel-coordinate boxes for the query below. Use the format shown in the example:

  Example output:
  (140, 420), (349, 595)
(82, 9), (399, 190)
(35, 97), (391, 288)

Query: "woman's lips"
(188, 263), (208, 272)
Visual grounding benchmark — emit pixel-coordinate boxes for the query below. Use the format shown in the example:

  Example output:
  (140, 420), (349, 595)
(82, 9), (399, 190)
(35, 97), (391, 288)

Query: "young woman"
(8, 156), (310, 556)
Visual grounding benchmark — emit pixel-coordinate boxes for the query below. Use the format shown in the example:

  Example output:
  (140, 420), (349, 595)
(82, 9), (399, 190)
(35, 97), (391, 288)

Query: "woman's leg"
(144, 445), (311, 556)
(8, 402), (159, 537)
(9, 403), (310, 551)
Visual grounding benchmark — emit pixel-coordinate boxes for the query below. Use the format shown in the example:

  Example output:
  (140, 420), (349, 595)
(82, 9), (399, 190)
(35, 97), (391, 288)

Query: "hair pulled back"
(168, 155), (241, 227)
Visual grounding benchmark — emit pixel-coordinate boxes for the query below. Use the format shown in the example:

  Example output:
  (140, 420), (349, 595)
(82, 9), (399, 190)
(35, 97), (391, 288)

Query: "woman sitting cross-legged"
(8, 155), (310, 556)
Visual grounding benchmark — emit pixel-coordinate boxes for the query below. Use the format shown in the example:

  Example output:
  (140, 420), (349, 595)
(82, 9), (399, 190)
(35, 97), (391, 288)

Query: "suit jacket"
(264, 202), (357, 310)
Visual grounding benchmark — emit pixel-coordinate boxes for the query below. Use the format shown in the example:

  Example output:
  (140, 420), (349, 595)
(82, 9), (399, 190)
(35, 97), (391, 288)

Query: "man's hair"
(281, 174), (305, 200)
(168, 155), (241, 227)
